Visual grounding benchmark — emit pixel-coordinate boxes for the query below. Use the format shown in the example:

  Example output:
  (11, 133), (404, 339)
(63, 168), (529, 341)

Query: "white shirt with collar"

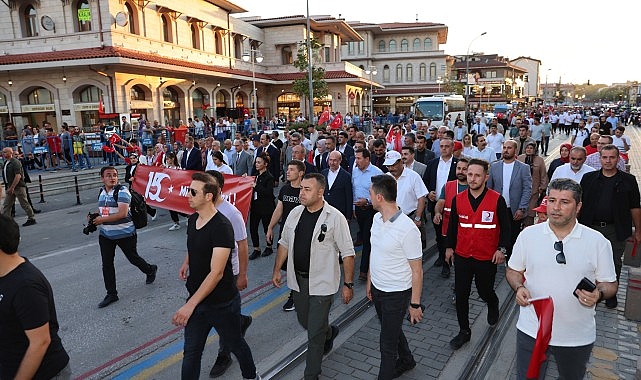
(388, 167), (428, 215)
(436, 157), (453, 198)
(550, 163), (595, 183)
(470, 146), (497, 163)
(327, 167), (340, 189)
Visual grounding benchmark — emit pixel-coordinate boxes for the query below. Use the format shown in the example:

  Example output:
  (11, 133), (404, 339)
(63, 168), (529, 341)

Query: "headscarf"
(559, 143), (572, 163)
(524, 142), (537, 174)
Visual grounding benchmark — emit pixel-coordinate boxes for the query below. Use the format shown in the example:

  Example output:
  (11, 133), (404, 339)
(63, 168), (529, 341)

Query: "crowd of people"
(1, 103), (640, 380)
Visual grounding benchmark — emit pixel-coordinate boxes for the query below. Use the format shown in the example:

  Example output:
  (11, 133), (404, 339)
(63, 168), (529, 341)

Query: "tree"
(292, 38), (329, 103)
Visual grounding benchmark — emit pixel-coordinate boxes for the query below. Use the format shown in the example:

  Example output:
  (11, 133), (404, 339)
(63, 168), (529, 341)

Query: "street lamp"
(464, 32), (487, 125)
(242, 49), (263, 121)
(436, 76), (444, 94)
(365, 66), (377, 115)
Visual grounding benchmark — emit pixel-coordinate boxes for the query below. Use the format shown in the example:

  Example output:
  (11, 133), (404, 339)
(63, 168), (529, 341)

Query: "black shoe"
(487, 303), (499, 326)
(209, 354), (232, 378)
(98, 294), (119, 308)
(249, 250), (261, 260)
(440, 266), (450, 278)
(434, 257), (444, 267)
(33, 208), (42, 214)
(323, 325), (339, 355)
(450, 330), (471, 350)
(392, 357), (417, 378)
(261, 247), (273, 257)
(146, 265), (158, 284)
(22, 219), (37, 227)
(605, 296), (618, 309)
(283, 293), (295, 311)
(241, 314), (253, 337)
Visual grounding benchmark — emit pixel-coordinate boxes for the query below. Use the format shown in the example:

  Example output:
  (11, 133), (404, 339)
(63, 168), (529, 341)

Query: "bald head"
(328, 150), (342, 171)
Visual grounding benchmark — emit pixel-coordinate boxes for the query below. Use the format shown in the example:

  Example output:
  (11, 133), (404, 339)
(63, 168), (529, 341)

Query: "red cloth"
(454, 189), (501, 261)
(318, 110), (330, 125)
(527, 297), (554, 379)
(441, 180), (459, 236)
(559, 143), (572, 163)
(329, 112), (343, 129)
(585, 145), (598, 155)
(385, 128), (403, 153)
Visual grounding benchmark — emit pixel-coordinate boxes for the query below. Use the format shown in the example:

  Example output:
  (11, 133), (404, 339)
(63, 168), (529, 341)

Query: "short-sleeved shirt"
(388, 168), (428, 215)
(278, 184), (302, 224)
(98, 185), (135, 239)
(186, 212), (236, 305)
(0, 259), (69, 380)
(2, 158), (26, 188)
(216, 200), (246, 276)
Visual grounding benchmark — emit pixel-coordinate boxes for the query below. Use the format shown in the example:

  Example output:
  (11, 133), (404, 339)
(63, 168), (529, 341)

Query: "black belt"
(295, 270), (309, 278)
(593, 221), (614, 228)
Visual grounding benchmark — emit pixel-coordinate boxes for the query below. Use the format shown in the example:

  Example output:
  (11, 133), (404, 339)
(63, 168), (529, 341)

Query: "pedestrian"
(2, 147), (37, 226)
(550, 146), (595, 183)
(248, 153), (275, 260)
(93, 166), (158, 308)
(445, 158), (511, 349)
(0, 214), (71, 379)
(367, 174), (424, 379)
(517, 142), (548, 227)
(433, 157), (469, 234)
(173, 172), (259, 380)
(272, 173), (355, 380)
(507, 178), (618, 379)
(321, 151), (353, 220)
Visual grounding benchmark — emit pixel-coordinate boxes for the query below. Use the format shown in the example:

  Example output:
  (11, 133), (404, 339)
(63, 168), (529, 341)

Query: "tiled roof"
(270, 71), (359, 81)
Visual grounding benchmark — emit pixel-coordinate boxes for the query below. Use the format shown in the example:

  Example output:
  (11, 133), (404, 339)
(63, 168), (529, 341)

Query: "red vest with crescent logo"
(441, 180), (460, 236)
(454, 188), (501, 261)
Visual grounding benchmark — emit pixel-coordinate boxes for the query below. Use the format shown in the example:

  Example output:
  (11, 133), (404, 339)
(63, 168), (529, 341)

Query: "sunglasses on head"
(554, 241), (566, 264)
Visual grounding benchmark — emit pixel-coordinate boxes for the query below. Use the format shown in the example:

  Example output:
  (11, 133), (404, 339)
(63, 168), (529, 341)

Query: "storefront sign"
(163, 101), (177, 108)
(92, 142), (103, 151)
(130, 100), (153, 109)
(21, 104), (55, 113)
(74, 103), (100, 111)
(78, 8), (91, 21)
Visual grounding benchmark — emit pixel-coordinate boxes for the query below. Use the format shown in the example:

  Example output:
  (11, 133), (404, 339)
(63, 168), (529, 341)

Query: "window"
(389, 40), (397, 52)
(413, 38), (420, 51)
(486, 71), (497, 78)
(191, 24), (200, 50)
(400, 39), (408, 52)
(282, 46), (293, 64)
(324, 47), (330, 62)
(27, 88), (53, 104)
(424, 38), (432, 50)
(23, 5), (38, 37)
(124, 2), (138, 35)
(163, 87), (179, 102)
(419, 63), (427, 81)
(78, 86), (101, 102)
(358, 41), (364, 54)
(234, 35), (242, 58)
(0, 93), (6, 106)
(214, 31), (223, 54)
(75, 0), (92, 32)
(348, 42), (354, 55)
(378, 40), (385, 52)
(161, 14), (172, 43)
(429, 62), (437, 80)
(215, 91), (227, 108)
(383, 65), (390, 83)
(130, 85), (146, 101)
(396, 64), (402, 82)
(406, 64), (413, 82)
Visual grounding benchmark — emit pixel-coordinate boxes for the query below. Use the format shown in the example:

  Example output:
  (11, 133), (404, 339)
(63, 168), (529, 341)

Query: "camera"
(83, 212), (100, 235)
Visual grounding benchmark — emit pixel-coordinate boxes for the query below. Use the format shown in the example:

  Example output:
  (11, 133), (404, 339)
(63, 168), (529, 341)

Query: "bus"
(412, 95), (466, 126)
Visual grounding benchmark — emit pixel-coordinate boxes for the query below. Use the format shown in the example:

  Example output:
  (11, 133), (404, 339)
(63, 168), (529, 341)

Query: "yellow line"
(130, 293), (290, 379)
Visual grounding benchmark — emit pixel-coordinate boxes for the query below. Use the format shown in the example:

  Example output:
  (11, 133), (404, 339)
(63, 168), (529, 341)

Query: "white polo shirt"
(509, 221), (615, 346)
(550, 163), (595, 183)
(388, 168), (428, 215)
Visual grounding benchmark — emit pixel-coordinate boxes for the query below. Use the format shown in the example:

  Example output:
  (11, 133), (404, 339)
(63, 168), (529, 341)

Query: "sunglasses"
(318, 224), (327, 242)
(188, 188), (199, 197)
(554, 241), (566, 264)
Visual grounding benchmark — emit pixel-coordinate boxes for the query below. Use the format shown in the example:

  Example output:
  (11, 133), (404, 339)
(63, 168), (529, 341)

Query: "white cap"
(383, 150), (401, 166)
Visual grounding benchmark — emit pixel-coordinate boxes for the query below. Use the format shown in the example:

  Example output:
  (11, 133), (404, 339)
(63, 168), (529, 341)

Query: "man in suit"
(425, 138), (458, 277)
(402, 146), (427, 178)
(321, 151), (353, 220)
(181, 135), (203, 171)
(253, 133), (280, 183)
(292, 145), (317, 174)
(487, 140), (533, 256)
(230, 139), (253, 176)
(337, 131), (355, 171)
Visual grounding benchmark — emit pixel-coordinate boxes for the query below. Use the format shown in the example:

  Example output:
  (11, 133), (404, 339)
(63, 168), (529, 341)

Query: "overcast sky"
(235, 0), (639, 86)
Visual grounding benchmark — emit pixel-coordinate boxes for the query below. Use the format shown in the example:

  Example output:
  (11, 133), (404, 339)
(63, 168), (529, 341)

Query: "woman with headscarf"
(518, 141), (548, 227)
(547, 143), (571, 181)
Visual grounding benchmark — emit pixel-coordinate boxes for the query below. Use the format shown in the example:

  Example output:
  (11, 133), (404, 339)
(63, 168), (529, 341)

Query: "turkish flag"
(527, 297), (554, 379)
(98, 98), (104, 114)
(132, 166), (255, 223)
(386, 127), (403, 153)
(109, 133), (121, 145)
(317, 109), (330, 125)
(329, 112), (343, 129)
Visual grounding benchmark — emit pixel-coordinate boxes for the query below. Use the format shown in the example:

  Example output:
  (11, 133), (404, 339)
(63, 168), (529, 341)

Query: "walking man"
(272, 173), (355, 380)
(2, 147), (37, 226)
(367, 174), (424, 379)
(446, 159), (511, 349)
(93, 166), (158, 308)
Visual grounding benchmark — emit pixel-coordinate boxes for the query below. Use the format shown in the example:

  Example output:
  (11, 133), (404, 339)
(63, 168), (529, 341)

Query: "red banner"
(131, 166), (254, 223)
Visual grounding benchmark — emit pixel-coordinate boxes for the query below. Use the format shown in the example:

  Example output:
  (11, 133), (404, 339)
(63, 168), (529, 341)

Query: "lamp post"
(436, 76), (443, 94)
(242, 49), (263, 121)
(365, 66), (377, 115)
(464, 32), (487, 125)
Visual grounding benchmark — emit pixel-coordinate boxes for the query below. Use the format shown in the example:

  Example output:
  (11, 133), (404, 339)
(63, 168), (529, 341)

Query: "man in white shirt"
(384, 150), (427, 227)
(453, 120), (466, 141)
(611, 126), (631, 155)
(550, 146), (595, 183)
(571, 120), (590, 147)
(470, 135), (497, 163)
(485, 124), (505, 160)
(471, 117), (487, 144)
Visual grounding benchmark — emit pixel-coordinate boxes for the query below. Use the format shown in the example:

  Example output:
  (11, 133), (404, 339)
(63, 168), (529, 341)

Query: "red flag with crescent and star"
(317, 109), (330, 125)
(329, 112), (343, 129)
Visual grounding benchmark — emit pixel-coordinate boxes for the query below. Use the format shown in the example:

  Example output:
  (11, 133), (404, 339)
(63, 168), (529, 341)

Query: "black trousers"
(431, 218), (449, 269)
(249, 203), (274, 249)
(98, 234), (154, 296)
(355, 206), (376, 274)
(453, 254), (498, 332)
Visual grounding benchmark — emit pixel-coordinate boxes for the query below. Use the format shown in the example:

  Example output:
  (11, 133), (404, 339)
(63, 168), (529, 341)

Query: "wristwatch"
(414, 216), (421, 222)
(498, 247), (507, 255)
(343, 282), (354, 289)
(410, 303), (422, 309)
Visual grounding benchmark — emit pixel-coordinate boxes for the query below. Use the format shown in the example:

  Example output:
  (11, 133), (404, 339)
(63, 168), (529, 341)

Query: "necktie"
(236, 153), (240, 166)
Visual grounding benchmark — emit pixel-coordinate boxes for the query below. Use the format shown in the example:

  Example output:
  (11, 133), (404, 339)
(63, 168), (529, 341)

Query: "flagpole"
(306, 0), (314, 123)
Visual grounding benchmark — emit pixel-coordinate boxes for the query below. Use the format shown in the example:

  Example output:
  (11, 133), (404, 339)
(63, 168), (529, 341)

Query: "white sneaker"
(151, 213), (157, 221)
(169, 223), (181, 231)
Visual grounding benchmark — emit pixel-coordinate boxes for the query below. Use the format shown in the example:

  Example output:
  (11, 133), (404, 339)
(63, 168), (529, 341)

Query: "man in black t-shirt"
(172, 172), (259, 380)
(0, 215), (70, 380)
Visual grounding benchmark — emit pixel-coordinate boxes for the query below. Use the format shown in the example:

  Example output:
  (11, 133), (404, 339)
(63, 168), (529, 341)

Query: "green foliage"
(292, 38), (329, 100)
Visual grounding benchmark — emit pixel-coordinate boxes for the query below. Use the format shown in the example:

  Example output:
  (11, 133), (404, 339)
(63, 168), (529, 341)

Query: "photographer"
(92, 166), (158, 308)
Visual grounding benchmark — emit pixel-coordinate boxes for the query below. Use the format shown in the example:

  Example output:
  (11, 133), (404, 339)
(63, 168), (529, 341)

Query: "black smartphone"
(573, 277), (596, 298)
(406, 304), (426, 324)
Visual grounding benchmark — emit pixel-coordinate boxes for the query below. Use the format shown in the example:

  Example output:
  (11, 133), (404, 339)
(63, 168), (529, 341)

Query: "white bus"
(412, 95), (466, 126)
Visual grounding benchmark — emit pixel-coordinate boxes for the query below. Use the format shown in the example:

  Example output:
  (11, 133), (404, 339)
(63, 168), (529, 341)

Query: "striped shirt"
(98, 185), (135, 239)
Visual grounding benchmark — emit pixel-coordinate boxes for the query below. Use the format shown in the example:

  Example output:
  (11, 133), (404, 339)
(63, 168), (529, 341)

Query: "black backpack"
(111, 184), (148, 229)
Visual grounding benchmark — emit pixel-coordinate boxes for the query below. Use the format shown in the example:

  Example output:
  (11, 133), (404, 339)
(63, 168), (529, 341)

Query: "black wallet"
(573, 277), (596, 298)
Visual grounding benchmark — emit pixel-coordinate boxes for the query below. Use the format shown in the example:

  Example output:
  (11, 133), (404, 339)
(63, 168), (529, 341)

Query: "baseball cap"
(383, 150), (401, 166)
(453, 141), (463, 151)
(533, 196), (548, 213)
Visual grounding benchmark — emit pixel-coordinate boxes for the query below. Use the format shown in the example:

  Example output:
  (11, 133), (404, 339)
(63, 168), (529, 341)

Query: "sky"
(234, 0), (640, 86)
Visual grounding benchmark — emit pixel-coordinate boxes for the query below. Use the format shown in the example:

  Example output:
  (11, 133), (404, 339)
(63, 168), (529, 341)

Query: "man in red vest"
(445, 158), (511, 350)
(433, 158), (469, 234)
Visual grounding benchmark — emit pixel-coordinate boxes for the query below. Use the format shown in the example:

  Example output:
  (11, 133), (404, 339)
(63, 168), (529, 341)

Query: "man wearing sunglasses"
(506, 178), (617, 379)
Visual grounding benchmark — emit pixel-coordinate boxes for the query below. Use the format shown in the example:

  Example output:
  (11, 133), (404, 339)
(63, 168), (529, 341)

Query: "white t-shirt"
(388, 168), (428, 215)
(550, 163), (595, 183)
(572, 129), (589, 147)
(215, 200), (247, 276)
(501, 161), (515, 205)
(611, 135), (631, 153)
(486, 133), (505, 153)
(508, 221), (616, 346)
(370, 210), (422, 292)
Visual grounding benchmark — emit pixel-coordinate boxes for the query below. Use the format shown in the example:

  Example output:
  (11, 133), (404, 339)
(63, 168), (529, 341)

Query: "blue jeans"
(182, 293), (256, 379)
(371, 286), (413, 380)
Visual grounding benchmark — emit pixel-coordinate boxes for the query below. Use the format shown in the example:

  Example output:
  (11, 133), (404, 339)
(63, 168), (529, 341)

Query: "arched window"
(406, 64), (413, 82)
(396, 64), (402, 82)
(400, 39), (408, 52)
(215, 91), (227, 108)
(0, 92), (7, 106)
(191, 24), (200, 50)
(419, 63), (427, 81)
(424, 38), (433, 50)
(27, 88), (53, 104)
(78, 86), (101, 102)
(282, 46), (293, 65)
(75, 0), (92, 32)
(413, 38), (420, 51)
(389, 40), (397, 52)
(429, 63), (437, 80)
(130, 85), (146, 100)
(161, 14), (172, 43)
(163, 87), (179, 103)
(23, 5), (38, 37)
(214, 31), (223, 54)
(378, 40), (385, 52)
(383, 65), (390, 83)
(124, 2), (138, 35)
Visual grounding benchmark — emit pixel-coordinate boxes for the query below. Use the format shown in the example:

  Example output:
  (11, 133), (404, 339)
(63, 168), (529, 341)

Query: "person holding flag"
(506, 178), (617, 379)
(329, 111), (343, 130)
(386, 124), (404, 153)
(317, 109), (331, 126)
